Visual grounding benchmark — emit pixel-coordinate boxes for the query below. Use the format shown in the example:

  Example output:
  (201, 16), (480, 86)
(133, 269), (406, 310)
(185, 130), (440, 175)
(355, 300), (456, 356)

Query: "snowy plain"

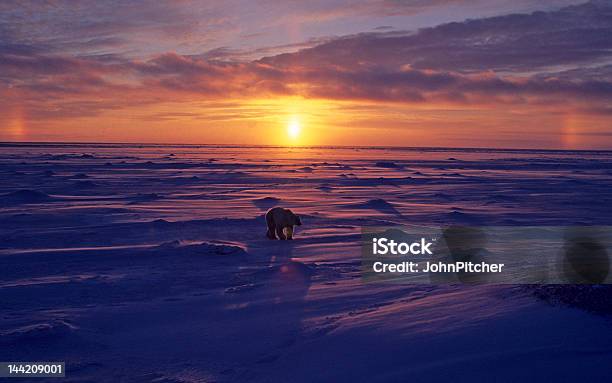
(1, 143), (612, 382)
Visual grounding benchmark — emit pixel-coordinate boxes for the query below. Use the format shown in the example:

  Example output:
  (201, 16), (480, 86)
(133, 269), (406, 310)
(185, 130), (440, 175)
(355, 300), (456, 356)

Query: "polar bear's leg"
(276, 226), (287, 240)
(284, 226), (294, 240)
(266, 212), (277, 239)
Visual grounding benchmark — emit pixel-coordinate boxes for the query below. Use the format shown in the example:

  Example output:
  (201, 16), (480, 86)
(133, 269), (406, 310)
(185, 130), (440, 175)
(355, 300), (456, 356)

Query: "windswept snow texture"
(1, 143), (612, 382)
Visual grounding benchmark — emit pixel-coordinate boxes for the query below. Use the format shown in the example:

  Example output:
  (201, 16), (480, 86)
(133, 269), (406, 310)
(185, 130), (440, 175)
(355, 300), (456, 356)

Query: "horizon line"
(1, 140), (612, 153)
(0, 141), (612, 152)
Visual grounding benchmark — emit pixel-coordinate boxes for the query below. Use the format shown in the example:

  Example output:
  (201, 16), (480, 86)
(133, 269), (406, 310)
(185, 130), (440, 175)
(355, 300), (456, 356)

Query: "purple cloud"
(261, 1), (612, 73)
(1, 0), (611, 123)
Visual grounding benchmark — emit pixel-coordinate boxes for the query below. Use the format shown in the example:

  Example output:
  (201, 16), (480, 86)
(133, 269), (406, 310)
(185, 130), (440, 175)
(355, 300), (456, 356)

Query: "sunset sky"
(1, 0), (612, 149)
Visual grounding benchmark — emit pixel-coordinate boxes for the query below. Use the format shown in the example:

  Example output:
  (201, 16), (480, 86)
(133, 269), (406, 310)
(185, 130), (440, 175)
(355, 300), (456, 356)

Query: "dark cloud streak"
(261, 1), (612, 73)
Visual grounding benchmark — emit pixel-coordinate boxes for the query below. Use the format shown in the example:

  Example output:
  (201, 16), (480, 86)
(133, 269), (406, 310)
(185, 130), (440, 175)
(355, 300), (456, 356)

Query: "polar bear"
(266, 207), (302, 240)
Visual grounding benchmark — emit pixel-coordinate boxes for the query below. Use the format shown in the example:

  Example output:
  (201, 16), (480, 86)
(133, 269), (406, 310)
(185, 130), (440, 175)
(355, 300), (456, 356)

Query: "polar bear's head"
(285, 209), (301, 226)
(294, 214), (302, 226)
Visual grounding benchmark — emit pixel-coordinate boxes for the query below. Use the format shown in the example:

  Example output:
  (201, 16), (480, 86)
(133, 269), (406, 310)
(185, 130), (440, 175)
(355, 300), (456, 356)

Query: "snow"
(1, 143), (612, 382)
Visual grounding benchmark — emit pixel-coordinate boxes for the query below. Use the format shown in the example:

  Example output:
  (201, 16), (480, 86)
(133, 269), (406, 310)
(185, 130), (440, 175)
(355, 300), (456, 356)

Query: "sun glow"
(288, 117), (301, 140)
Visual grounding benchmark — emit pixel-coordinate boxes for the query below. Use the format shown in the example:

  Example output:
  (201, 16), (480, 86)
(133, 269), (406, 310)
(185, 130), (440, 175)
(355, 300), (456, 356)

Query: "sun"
(287, 117), (301, 140)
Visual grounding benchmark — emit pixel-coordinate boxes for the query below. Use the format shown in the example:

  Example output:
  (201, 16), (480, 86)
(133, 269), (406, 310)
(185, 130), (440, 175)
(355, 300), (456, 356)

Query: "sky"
(1, 0), (612, 149)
